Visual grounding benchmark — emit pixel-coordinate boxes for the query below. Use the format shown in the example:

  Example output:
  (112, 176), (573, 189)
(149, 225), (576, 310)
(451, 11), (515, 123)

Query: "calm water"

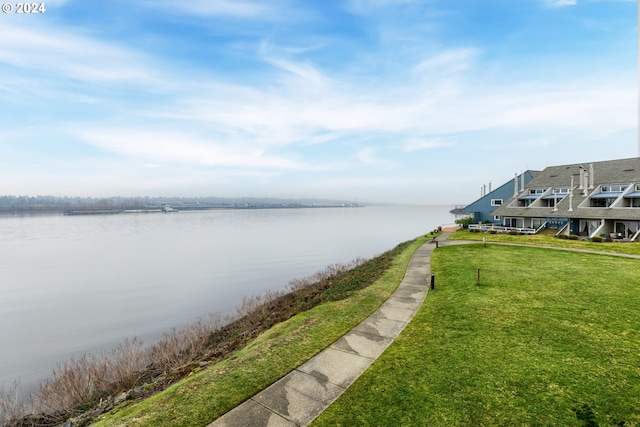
(0, 205), (453, 388)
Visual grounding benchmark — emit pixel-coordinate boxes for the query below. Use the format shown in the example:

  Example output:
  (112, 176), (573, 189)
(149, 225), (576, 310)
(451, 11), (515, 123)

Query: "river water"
(0, 205), (454, 389)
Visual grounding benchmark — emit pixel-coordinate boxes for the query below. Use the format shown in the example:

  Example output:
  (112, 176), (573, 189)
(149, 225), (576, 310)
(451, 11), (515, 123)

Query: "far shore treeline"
(0, 195), (361, 214)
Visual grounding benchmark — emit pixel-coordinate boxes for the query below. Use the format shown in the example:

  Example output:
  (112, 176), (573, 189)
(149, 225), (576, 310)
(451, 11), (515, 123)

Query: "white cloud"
(141, 0), (295, 20)
(118, 55), (634, 169)
(264, 57), (335, 90)
(4, 8), (630, 162)
(76, 128), (307, 171)
(413, 48), (482, 75)
(400, 138), (451, 152)
(357, 147), (392, 166)
(542, 0), (578, 6)
(0, 22), (156, 85)
(345, 0), (420, 15)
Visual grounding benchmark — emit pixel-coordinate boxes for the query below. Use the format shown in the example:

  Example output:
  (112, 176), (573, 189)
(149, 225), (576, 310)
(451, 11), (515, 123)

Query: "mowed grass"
(312, 245), (640, 426)
(449, 229), (640, 256)
(91, 236), (431, 427)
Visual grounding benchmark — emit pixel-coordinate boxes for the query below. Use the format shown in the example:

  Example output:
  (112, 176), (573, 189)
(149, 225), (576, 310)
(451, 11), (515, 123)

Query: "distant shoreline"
(0, 203), (363, 216)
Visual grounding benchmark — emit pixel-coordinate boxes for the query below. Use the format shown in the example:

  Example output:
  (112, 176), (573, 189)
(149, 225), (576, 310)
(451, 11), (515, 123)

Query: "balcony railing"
(468, 224), (539, 235)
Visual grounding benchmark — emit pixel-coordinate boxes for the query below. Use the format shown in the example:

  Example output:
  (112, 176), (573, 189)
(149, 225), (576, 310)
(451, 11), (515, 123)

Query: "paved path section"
(208, 235), (445, 427)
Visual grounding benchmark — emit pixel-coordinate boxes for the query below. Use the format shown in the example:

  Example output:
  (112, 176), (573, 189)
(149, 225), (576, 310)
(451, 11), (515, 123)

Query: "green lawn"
(449, 229), (640, 256)
(312, 245), (640, 426)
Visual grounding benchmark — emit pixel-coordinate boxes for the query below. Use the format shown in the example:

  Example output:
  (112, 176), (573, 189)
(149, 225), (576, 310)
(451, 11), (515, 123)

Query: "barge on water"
(64, 209), (124, 216)
(64, 207), (176, 215)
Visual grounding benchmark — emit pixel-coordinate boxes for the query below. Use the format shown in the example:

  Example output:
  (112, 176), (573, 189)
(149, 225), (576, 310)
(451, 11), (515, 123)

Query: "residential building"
(490, 157), (640, 240)
(462, 171), (538, 224)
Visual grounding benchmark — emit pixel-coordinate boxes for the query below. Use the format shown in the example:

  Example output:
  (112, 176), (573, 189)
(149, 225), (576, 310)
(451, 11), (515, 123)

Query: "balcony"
(468, 224), (538, 235)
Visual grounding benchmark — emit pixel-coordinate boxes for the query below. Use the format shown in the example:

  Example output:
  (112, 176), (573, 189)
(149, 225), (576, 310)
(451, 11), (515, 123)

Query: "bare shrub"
(288, 258), (366, 293)
(0, 381), (28, 427)
(33, 353), (109, 416)
(105, 338), (150, 390)
(235, 290), (285, 321)
(149, 313), (227, 372)
(27, 338), (149, 422)
(229, 289), (293, 335)
(148, 329), (191, 373)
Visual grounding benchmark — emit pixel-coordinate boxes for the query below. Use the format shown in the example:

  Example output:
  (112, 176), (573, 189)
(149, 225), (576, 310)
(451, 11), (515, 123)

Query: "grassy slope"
(312, 245), (640, 426)
(91, 235), (430, 427)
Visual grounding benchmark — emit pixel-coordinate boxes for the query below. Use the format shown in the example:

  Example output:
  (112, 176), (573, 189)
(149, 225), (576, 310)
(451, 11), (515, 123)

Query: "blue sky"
(0, 0), (637, 204)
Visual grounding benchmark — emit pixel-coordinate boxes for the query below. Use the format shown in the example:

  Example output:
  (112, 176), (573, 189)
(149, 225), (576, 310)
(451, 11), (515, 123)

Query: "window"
(553, 188), (569, 194)
(493, 215), (501, 221)
(590, 198), (611, 208)
(529, 188), (545, 195)
(491, 199), (503, 206)
(503, 217), (524, 228)
(601, 185), (627, 192)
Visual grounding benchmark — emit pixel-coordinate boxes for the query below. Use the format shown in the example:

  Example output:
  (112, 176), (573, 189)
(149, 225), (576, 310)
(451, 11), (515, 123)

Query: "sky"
(0, 0), (637, 205)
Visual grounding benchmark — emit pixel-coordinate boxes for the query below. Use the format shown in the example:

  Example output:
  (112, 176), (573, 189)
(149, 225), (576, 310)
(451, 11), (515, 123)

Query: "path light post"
(477, 268), (481, 285)
(430, 272), (435, 290)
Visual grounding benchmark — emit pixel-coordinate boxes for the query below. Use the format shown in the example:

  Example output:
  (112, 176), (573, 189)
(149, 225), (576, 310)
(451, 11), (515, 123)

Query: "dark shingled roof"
(492, 157), (640, 221)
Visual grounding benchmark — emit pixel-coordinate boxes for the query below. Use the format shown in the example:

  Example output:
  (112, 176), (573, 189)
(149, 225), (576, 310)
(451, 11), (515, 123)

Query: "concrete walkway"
(208, 233), (451, 427)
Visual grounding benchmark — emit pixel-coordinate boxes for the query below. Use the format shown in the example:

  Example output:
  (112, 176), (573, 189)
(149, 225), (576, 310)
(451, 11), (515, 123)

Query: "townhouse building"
(489, 157), (640, 240)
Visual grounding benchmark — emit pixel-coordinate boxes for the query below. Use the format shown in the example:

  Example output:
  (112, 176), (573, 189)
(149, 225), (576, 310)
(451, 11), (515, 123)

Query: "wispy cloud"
(412, 48), (482, 75)
(139, 0), (314, 24)
(356, 147), (398, 167)
(76, 128), (306, 171)
(263, 57), (335, 90)
(541, 0), (577, 6)
(141, 0), (280, 18)
(399, 138), (451, 152)
(345, 0), (422, 15)
(0, 22), (154, 85)
(66, 49), (633, 177)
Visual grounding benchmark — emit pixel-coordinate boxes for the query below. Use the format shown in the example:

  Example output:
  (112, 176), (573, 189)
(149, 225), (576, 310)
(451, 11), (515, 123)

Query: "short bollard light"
(430, 272), (435, 290)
